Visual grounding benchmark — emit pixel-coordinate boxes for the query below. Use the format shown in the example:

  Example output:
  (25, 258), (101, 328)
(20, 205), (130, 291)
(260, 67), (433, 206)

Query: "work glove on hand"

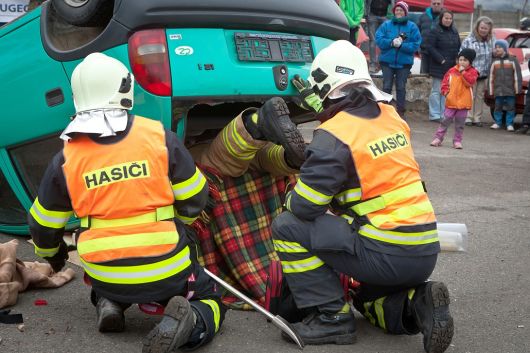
(44, 240), (69, 273)
(291, 75), (323, 114)
(392, 37), (403, 48)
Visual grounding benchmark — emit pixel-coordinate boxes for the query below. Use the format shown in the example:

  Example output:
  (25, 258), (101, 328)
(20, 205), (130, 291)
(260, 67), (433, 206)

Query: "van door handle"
(45, 88), (64, 107)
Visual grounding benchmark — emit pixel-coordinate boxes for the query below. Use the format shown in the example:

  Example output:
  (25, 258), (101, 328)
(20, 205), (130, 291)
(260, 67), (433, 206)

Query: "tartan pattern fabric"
(192, 165), (291, 309)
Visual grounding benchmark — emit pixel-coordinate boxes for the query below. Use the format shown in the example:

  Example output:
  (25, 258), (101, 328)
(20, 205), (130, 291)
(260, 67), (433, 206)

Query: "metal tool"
(204, 268), (304, 349)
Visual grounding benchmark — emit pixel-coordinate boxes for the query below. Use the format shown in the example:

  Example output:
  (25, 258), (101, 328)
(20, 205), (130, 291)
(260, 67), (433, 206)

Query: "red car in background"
(483, 28), (530, 119)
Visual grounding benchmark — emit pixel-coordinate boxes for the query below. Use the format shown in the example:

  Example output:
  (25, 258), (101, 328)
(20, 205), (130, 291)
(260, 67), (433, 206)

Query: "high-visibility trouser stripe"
(77, 231), (179, 256)
(280, 256), (325, 273)
(341, 214), (354, 224)
(80, 246), (191, 284)
(368, 201), (435, 228)
(34, 244), (60, 258)
(172, 167), (207, 201)
(221, 119), (259, 160)
(200, 299), (221, 332)
(359, 224), (438, 245)
(294, 179), (332, 206)
(29, 197), (72, 229)
(334, 188), (362, 205)
(273, 239), (308, 253)
(267, 144), (286, 167)
(374, 297), (387, 330)
(175, 212), (197, 225)
(285, 191), (293, 211)
(363, 302), (376, 326)
(352, 181), (425, 216)
(407, 288), (415, 301)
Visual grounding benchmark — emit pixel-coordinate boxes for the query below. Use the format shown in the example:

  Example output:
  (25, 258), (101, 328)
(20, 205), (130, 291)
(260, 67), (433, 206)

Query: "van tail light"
(128, 29), (171, 96)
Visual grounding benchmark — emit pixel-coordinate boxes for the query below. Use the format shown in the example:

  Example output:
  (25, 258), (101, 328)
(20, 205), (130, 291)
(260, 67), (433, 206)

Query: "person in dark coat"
(416, 0), (444, 74)
(425, 9), (461, 122)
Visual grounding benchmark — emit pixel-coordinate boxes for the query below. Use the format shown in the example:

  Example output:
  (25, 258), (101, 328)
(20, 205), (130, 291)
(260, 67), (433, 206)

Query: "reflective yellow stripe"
(294, 180), (332, 206)
(267, 145), (285, 168)
(369, 201), (434, 228)
(363, 302), (376, 325)
(175, 213), (197, 225)
(407, 288), (415, 301)
(281, 256), (325, 273)
(172, 167), (207, 201)
(285, 191), (293, 211)
(374, 297), (386, 330)
(77, 231), (179, 256)
(80, 205), (175, 229)
(352, 181), (425, 216)
(221, 120), (257, 160)
(359, 224), (438, 245)
(200, 299), (221, 332)
(29, 197), (73, 229)
(341, 214), (354, 224)
(81, 246), (191, 284)
(334, 188), (362, 205)
(273, 239), (308, 253)
(34, 244), (59, 258)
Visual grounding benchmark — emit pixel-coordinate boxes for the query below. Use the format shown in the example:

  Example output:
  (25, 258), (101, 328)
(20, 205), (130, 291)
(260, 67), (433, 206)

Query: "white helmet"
(71, 52), (134, 113)
(308, 40), (372, 100)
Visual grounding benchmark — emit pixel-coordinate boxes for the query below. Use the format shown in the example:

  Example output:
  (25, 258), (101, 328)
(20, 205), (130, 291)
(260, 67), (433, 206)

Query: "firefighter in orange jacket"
(272, 40), (454, 353)
(28, 53), (224, 353)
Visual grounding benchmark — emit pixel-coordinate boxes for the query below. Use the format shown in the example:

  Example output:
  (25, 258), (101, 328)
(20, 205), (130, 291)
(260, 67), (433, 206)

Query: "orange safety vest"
(318, 104), (436, 231)
(63, 117), (178, 264)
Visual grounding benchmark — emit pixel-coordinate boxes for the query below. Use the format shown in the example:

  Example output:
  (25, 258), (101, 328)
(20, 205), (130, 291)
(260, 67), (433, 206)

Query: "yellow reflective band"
(359, 224), (438, 245)
(268, 145), (286, 168)
(221, 121), (257, 161)
(34, 244), (59, 258)
(363, 302), (376, 325)
(341, 214), (354, 224)
(80, 205), (175, 229)
(352, 181), (425, 216)
(407, 288), (415, 301)
(335, 188), (362, 205)
(294, 180), (332, 206)
(273, 239), (308, 253)
(175, 212), (197, 225)
(369, 201), (434, 228)
(281, 256), (325, 273)
(374, 297), (387, 330)
(285, 192), (293, 211)
(200, 299), (221, 332)
(229, 119), (260, 156)
(81, 246), (191, 284)
(172, 167), (207, 201)
(77, 230), (179, 256)
(29, 197), (73, 229)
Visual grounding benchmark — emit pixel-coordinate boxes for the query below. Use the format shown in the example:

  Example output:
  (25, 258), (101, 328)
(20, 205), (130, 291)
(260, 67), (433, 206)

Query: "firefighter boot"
(282, 309), (357, 345)
(96, 297), (125, 332)
(142, 296), (196, 353)
(412, 281), (454, 353)
(256, 97), (306, 168)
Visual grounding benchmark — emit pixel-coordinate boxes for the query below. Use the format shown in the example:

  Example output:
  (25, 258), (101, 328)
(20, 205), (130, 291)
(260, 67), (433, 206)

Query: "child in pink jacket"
(430, 48), (479, 149)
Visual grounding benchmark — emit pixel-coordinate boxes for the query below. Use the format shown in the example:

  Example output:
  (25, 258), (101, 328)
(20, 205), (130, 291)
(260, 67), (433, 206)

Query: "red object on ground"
(34, 299), (48, 306)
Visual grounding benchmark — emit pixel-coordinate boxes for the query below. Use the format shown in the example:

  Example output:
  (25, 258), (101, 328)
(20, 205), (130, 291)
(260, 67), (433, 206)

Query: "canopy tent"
(406, 0), (475, 13)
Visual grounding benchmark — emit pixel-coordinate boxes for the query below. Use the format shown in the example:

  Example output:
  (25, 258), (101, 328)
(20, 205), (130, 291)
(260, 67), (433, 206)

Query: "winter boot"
(142, 296), (196, 353)
(412, 281), (454, 353)
(96, 297), (126, 333)
(256, 97), (306, 168)
(282, 308), (356, 345)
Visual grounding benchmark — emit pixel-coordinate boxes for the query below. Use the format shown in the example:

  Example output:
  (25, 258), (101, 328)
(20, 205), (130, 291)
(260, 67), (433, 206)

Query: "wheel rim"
(63, 0), (90, 7)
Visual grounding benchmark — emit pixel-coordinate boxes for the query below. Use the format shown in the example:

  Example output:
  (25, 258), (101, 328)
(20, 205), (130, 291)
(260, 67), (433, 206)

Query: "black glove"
(44, 241), (69, 273)
(291, 75), (323, 113)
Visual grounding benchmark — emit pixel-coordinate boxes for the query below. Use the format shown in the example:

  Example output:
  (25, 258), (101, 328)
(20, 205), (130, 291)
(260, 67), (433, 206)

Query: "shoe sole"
(142, 297), (194, 353)
(282, 331), (357, 345)
(426, 282), (454, 353)
(260, 98), (305, 167)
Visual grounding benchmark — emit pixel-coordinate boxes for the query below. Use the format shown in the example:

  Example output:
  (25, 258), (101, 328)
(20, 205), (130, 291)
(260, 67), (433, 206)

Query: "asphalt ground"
(1, 113), (529, 353)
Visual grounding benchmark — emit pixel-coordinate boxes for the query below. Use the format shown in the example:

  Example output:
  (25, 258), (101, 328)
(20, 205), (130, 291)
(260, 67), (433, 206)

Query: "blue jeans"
(381, 64), (411, 114)
(494, 96), (516, 126)
(366, 15), (387, 65)
(429, 78), (446, 121)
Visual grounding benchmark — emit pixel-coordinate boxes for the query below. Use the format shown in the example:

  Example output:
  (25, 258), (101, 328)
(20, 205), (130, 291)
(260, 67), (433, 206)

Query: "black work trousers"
(271, 211), (438, 334)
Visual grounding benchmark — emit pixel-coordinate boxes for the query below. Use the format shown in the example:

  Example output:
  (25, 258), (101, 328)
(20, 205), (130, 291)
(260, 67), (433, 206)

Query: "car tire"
(51, 0), (113, 27)
(490, 106), (507, 126)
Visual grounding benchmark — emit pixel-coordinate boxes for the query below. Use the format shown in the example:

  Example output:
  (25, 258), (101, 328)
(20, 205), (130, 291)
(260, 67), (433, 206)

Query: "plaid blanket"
(191, 165), (292, 309)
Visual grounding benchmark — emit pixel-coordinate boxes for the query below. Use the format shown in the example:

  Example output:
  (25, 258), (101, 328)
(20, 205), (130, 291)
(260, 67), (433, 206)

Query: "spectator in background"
(417, 0), (444, 75)
(425, 9), (461, 122)
(488, 39), (522, 131)
(365, 0), (393, 73)
(460, 16), (495, 127)
(338, 0), (365, 45)
(376, 1), (421, 118)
